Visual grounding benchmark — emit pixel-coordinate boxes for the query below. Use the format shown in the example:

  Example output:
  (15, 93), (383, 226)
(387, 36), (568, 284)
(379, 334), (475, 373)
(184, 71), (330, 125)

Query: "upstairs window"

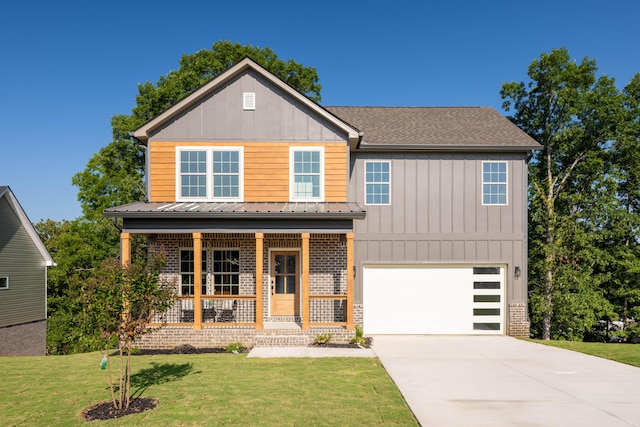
(290, 147), (324, 201)
(0, 277), (8, 290)
(213, 250), (240, 295)
(180, 150), (207, 198)
(482, 161), (507, 205)
(177, 147), (243, 201)
(365, 161), (391, 205)
(213, 150), (240, 198)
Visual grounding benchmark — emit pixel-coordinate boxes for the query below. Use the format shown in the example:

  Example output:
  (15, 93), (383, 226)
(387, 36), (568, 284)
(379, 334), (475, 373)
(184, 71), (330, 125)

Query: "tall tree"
(73, 41), (322, 219)
(501, 47), (623, 340)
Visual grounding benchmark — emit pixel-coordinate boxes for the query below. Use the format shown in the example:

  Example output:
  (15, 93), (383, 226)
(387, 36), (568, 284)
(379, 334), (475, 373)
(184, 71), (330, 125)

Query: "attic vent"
(243, 92), (255, 110)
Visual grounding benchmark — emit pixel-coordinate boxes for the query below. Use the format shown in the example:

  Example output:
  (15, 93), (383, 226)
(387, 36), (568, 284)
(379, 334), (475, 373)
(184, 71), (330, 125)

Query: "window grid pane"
(213, 250), (240, 295)
(180, 250), (207, 295)
(180, 151), (207, 198)
(365, 162), (390, 205)
(482, 162), (507, 205)
(293, 150), (321, 198)
(213, 150), (240, 198)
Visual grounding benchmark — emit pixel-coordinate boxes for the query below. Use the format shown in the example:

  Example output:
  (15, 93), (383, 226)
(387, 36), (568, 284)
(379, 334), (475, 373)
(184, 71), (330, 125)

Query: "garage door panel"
(363, 265), (504, 335)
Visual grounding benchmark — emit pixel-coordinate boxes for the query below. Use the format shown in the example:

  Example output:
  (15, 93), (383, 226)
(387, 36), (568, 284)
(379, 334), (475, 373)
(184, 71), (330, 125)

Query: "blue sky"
(1, 0), (638, 222)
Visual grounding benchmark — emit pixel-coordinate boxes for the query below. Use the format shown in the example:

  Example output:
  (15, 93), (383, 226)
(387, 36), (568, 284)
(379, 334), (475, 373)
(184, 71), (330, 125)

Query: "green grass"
(0, 352), (418, 426)
(528, 339), (640, 368)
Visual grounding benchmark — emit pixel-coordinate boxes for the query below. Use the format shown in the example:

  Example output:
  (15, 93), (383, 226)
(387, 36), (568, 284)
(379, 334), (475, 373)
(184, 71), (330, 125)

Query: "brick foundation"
(508, 302), (530, 337)
(134, 325), (356, 349)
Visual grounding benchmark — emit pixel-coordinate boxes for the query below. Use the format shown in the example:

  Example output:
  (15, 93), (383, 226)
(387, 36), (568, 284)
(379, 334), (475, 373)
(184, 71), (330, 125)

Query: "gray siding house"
(0, 186), (55, 355)
(105, 58), (540, 349)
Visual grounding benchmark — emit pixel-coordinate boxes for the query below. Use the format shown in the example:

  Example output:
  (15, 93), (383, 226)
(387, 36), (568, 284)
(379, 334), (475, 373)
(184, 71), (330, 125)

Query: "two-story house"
(0, 186), (55, 355)
(105, 58), (540, 349)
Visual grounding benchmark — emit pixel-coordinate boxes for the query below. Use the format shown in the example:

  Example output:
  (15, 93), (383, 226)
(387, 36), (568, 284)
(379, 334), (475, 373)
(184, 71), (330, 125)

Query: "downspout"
(356, 131), (364, 149)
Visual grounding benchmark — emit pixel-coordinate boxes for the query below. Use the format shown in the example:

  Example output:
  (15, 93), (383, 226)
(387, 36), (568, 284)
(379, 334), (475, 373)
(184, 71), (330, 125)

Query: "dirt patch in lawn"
(83, 398), (157, 422)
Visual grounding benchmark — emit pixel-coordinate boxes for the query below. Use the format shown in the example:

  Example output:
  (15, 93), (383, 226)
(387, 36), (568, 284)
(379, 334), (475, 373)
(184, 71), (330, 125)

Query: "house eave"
(356, 142), (542, 152)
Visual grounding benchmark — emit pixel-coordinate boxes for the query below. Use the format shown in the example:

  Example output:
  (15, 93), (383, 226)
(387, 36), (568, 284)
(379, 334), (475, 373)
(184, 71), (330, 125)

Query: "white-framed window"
(213, 250), (240, 295)
(0, 277), (8, 290)
(482, 161), (508, 205)
(290, 147), (324, 201)
(177, 147), (244, 202)
(365, 161), (391, 205)
(180, 249), (207, 296)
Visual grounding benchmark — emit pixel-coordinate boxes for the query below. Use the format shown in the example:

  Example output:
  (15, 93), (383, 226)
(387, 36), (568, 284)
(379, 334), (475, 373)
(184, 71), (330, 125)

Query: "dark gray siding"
(151, 70), (346, 142)
(350, 152), (528, 305)
(0, 197), (47, 328)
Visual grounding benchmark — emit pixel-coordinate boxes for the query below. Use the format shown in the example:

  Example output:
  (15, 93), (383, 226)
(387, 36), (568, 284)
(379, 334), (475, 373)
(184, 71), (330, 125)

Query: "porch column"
(193, 232), (202, 330)
(346, 232), (355, 330)
(301, 233), (310, 330)
(121, 232), (131, 267)
(255, 233), (264, 330)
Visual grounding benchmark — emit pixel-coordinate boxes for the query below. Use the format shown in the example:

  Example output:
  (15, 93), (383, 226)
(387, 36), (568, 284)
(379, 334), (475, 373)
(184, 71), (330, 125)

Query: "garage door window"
(472, 267), (502, 331)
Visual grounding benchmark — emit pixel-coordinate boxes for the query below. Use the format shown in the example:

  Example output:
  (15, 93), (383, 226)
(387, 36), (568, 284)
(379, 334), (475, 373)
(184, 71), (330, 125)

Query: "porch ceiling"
(104, 201), (366, 220)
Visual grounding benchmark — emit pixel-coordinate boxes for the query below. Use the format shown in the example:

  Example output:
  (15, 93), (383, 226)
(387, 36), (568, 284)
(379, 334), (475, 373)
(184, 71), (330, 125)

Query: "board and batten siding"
(148, 70), (346, 143)
(0, 196), (47, 328)
(350, 152), (528, 304)
(148, 141), (348, 202)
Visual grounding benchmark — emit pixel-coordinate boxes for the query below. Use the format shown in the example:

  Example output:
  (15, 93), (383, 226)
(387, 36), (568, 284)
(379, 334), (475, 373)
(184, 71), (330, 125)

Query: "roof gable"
(132, 58), (361, 145)
(0, 186), (55, 266)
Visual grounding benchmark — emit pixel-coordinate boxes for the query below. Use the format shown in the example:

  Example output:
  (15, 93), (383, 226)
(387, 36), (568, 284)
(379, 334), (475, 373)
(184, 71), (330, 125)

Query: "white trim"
(0, 187), (55, 266)
(363, 160), (391, 206)
(243, 92), (255, 110)
(481, 161), (508, 206)
(289, 146), (325, 202)
(132, 58), (360, 145)
(0, 276), (8, 290)
(176, 146), (244, 202)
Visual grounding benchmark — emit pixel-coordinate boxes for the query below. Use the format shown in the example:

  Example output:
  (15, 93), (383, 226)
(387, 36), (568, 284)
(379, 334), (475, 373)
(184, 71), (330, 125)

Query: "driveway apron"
(372, 335), (640, 427)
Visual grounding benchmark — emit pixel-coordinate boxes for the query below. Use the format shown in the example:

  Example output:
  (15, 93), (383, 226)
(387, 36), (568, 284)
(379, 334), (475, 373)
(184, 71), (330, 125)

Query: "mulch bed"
(83, 398), (157, 422)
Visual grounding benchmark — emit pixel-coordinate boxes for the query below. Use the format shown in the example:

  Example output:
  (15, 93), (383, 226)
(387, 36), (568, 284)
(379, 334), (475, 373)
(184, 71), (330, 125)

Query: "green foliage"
(313, 333), (333, 345)
(350, 325), (367, 347)
(502, 47), (640, 340)
(73, 40), (321, 221)
(82, 245), (176, 410)
(224, 342), (244, 353)
(35, 217), (121, 354)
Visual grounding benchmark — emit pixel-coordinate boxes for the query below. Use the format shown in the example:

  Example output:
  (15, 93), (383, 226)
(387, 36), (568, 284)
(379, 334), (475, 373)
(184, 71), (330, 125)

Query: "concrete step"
(254, 335), (309, 347)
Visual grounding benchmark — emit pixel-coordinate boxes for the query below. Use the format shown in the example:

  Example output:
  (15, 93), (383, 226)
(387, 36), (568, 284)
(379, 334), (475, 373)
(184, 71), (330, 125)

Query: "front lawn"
(529, 339), (640, 368)
(0, 351), (418, 426)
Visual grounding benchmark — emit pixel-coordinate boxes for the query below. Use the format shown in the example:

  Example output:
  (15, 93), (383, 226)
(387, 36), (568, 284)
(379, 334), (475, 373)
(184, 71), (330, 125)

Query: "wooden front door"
(270, 252), (299, 316)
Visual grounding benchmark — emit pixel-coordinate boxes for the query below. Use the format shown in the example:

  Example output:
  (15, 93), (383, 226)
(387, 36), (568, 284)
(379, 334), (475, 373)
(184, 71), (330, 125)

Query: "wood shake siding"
(148, 141), (347, 202)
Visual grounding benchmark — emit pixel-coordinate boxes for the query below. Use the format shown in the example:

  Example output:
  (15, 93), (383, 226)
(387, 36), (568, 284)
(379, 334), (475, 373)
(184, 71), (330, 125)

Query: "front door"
(270, 252), (299, 316)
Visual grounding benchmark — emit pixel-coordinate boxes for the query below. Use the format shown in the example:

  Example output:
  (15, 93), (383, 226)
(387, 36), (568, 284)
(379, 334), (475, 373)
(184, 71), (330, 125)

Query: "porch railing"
(150, 294), (350, 328)
(150, 296), (256, 327)
(309, 294), (348, 326)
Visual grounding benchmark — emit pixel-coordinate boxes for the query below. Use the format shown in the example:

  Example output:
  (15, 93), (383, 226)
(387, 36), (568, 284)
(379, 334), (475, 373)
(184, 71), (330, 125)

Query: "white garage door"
(363, 265), (504, 334)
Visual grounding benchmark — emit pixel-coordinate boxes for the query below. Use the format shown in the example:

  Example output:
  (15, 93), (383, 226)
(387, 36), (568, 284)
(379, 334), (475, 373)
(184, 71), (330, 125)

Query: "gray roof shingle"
(326, 106), (541, 150)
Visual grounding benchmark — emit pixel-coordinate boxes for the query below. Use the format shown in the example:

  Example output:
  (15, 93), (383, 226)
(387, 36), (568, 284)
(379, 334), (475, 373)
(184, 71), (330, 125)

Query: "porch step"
(254, 335), (309, 347)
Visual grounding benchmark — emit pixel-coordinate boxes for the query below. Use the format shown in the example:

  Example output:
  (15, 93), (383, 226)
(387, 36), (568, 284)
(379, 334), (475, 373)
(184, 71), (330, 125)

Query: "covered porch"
(106, 202), (365, 346)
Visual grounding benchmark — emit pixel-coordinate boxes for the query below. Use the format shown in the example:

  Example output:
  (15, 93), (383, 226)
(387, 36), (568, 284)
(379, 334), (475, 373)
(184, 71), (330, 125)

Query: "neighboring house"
(105, 58), (541, 348)
(0, 186), (55, 355)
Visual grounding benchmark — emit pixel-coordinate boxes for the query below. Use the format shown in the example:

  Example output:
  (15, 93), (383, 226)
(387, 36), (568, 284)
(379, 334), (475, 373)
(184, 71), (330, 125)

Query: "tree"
(73, 40), (322, 219)
(501, 47), (623, 340)
(84, 246), (175, 411)
(35, 217), (121, 354)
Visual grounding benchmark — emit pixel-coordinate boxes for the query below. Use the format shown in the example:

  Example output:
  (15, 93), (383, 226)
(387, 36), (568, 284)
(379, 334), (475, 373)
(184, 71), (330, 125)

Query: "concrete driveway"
(372, 335), (640, 427)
